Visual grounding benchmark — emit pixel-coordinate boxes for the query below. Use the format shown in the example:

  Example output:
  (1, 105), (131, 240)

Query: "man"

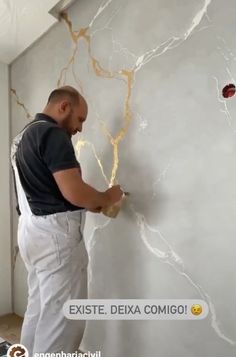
(11, 86), (123, 355)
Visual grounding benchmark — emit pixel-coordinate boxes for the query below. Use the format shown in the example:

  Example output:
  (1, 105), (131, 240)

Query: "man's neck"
(42, 109), (58, 122)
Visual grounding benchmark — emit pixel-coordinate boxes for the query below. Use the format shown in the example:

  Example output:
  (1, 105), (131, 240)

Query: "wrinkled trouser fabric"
(11, 122), (88, 355)
(18, 211), (88, 355)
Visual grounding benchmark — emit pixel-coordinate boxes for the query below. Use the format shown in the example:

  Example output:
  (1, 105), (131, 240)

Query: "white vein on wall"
(130, 203), (236, 345)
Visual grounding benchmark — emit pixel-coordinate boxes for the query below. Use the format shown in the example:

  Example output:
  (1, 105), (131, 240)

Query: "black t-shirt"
(15, 113), (84, 215)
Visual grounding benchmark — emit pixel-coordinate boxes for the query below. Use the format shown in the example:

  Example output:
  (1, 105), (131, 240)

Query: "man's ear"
(59, 100), (70, 113)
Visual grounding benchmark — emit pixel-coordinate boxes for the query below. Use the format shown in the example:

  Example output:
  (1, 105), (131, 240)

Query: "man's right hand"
(105, 185), (123, 206)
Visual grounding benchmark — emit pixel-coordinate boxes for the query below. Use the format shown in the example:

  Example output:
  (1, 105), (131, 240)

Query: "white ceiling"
(0, 0), (76, 64)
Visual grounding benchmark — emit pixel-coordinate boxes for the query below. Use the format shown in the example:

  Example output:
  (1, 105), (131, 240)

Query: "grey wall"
(0, 62), (12, 316)
(10, 0), (236, 356)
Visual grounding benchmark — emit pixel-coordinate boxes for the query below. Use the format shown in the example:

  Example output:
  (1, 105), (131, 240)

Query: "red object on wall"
(222, 83), (236, 98)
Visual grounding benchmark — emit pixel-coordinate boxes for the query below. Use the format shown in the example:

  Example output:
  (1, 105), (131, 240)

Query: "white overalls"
(11, 121), (88, 355)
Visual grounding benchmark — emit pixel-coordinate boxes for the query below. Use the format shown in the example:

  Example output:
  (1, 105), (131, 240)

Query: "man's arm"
(53, 168), (122, 210)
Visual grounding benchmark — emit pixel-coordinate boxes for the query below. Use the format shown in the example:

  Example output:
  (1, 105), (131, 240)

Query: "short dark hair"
(47, 88), (80, 105)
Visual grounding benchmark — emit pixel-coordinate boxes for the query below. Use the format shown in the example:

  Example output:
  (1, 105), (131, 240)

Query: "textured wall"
(0, 62), (12, 315)
(10, 0), (236, 355)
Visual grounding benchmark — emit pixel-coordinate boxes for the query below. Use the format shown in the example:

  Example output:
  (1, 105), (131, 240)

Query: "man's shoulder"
(27, 118), (58, 131)
(26, 119), (67, 141)
(20, 120), (71, 157)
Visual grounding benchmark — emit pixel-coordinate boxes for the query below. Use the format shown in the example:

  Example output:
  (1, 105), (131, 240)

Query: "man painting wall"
(11, 86), (123, 355)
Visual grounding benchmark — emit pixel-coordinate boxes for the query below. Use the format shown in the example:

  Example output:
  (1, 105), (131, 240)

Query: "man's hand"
(88, 186), (123, 213)
(105, 185), (123, 206)
(88, 206), (102, 213)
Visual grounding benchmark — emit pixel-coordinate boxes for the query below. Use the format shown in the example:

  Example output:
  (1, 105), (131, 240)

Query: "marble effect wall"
(10, 0), (236, 356)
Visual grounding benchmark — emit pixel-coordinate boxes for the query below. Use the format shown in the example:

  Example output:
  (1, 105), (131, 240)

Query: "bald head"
(47, 86), (80, 106)
(43, 86), (88, 136)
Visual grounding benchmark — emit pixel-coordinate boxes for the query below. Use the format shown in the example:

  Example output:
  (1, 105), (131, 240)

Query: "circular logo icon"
(7, 344), (29, 357)
(191, 304), (202, 316)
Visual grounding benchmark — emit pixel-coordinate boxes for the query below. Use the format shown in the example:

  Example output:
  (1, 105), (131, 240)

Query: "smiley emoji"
(191, 304), (202, 316)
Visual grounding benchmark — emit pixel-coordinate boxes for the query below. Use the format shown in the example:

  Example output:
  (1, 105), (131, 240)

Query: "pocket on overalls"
(67, 214), (84, 245)
(29, 215), (65, 270)
(52, 212), (87, 267)
(66, 213), (89, 268)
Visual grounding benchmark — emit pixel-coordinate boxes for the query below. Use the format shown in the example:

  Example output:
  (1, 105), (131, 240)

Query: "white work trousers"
(11, 122), (88, 355)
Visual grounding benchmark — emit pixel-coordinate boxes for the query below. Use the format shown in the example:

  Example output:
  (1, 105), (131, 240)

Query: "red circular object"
(222, 83), (236, 98)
